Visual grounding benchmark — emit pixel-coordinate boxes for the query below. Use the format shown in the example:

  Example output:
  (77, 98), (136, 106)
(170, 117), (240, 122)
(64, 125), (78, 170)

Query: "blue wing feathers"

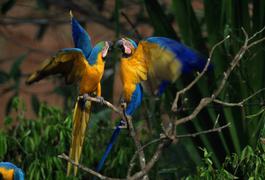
(125, 84), (143, 115)
(95, 120), (126, 173)
(61, 48), (83, 53)
(0, 162), (24, 180)
(96, 85), (143, 173)
(146, 37), (210, 73)
(71, 17), (93, 59)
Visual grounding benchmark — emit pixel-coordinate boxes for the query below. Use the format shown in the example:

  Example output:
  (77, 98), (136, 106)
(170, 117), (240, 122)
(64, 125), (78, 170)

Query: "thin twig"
(171, 35), (230, 112)
(127, 137), (165, 177)
(174, 28), (265, 127)
(122, 108), (149, 180)
(175, 123), (230, 138)
(58, 153), (122, 180)
(80, 95), (122, 115)
(120, 11), (142, 40)
(213, 87), (265, 107)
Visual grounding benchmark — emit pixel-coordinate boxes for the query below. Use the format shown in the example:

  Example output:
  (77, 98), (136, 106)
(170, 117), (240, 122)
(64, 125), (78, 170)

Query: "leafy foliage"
(185, 143), (265, 179)
(1, 0), (265, 179)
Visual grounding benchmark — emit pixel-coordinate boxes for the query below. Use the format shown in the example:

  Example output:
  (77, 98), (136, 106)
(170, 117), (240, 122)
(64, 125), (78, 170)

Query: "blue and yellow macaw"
(26, 13), (112, 176)
(0, 162), (24, 180)
(96, 37), (208, 172)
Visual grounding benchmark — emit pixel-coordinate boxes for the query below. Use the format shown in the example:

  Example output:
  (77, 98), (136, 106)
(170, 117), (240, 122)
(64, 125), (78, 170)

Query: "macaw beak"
(107, 41), (114, 51)
(115, 39), (132, 55)
(115, 39), (124, 51)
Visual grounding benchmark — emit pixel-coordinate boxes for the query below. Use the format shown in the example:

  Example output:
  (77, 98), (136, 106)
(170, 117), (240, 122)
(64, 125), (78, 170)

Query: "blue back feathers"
(157, 80), (170, 96)
(146, 37), (209, 74)
(0, 162), (24, 180)
(71, 16), (92, 59)
(125, 84), (143, 115)
(61, 47), (83, 53)
(87, 42), (105, 65)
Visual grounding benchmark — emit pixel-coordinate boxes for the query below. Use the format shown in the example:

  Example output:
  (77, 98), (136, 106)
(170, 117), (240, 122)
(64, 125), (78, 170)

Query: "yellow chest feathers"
(79, 53), (105, 94)
(0, 167), (14, 180)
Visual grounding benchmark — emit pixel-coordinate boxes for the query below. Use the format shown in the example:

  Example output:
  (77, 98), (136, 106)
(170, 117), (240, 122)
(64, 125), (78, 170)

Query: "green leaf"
(144, 0), (179, 40)
(4, 116), (12, 125)
(172, 0), (207, 53)
(0, 133), (7, 159)
(1, 0), (16, 14)
(35, 24), (48, 40)
(114, 0), (120, 38)
(0, 71), (9, 84)
(5, 94), (16, 115)
(31, 94), (40, 115)
(9, 53), (27, 81)
(36, 0), (49, 10)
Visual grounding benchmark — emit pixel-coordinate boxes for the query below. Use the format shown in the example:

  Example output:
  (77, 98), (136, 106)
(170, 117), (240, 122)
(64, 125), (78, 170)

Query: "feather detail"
(25, 48), (88, 85)
(120, 44), (148, 101)
(71, 15), (92, 59)
(0, 162), (24, 180)
(146, 37), (208, 73)
(138, 41), (182, 82)
(67, 99), (92, 176)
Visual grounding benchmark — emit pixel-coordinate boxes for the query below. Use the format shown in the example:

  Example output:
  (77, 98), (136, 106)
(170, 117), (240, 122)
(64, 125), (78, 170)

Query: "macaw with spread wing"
(26, 13), (112, 176)
(96, 37), (209, 172)
(0, 162), (24, 180)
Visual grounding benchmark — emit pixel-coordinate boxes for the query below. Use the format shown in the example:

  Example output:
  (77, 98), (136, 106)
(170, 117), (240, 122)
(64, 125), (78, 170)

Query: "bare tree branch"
(58, 153), (123, 180)
(171, 35), (231, 112)
(122, 108), (149, 180)
(213, 88), (265, 107)
(174, 28), (265, 127)
(176, 123), (230, 138)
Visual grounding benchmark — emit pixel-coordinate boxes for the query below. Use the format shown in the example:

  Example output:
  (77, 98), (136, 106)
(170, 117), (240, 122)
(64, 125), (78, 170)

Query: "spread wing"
(26, 48), (89, 85)
(139, 40), (182, 82)
(71, 16), (93, 59)
(137, 37), (208, 95)
(145, 37), (208, 75)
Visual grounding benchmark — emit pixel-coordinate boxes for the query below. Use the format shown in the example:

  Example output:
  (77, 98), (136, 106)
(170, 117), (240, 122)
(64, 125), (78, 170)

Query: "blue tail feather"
(95, 120), (126, 173)
(95, 85), (143, 174)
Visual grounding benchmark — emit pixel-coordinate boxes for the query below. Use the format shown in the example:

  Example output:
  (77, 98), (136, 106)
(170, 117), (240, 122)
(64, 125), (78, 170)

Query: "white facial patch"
(122, 38), (133, 55)
(102, 41), (109, 58)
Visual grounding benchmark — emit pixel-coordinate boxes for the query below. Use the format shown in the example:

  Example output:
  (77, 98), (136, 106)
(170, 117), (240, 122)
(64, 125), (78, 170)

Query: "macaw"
(0, 162), (24, 180)
(96, 37), (209, 172)
(26, 13), (112, 176)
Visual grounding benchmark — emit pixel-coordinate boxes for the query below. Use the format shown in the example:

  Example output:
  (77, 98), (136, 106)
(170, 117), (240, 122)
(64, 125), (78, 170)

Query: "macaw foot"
(120, 102), (127, 110)
(82, 93), (89, 100)
(77, 93), (90, 110)
(114, 120), (127, 129)
(96, 96), (105, 105)
(117, 123), (128, 129)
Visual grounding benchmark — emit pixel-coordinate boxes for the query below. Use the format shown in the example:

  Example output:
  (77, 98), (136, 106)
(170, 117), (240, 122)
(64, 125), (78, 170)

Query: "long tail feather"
(96, 120), (125, 173)
(67, 98), (91, 176)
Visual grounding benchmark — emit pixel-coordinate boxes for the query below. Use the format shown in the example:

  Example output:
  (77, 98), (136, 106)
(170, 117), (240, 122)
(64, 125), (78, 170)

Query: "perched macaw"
(0, 162), (24, 180)
(26, 13), (112, 176)
(96, 37), (209, 172)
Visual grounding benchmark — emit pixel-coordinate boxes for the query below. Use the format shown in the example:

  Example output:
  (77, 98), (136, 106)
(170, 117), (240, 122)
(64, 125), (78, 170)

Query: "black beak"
(115, 39), (125, 53)
(107, 41), (114, 51)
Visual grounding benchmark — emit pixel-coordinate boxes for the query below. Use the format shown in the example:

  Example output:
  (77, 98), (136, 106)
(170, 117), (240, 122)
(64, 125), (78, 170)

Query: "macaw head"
(115, 38), (137, 57)
(88, 41), (113, 65)
(0, 162), (24, 180)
